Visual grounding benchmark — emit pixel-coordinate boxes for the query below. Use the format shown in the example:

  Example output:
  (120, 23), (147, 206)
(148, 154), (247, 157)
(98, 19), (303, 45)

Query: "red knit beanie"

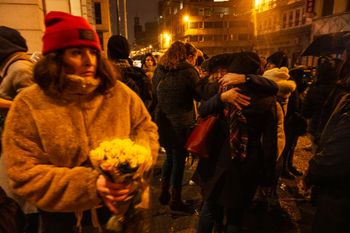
(42, 11), (101, 55)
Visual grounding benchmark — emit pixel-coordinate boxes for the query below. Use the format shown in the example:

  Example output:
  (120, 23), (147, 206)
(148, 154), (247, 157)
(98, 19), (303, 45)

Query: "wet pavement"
(149, 135), (315, 233)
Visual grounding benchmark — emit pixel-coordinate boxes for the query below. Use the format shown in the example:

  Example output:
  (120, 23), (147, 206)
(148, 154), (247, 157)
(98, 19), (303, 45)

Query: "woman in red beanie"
(1, 11), (159, 233)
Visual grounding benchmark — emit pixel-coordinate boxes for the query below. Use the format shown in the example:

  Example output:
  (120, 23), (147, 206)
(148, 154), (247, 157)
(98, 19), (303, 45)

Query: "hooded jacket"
(0, 26), (28, 65)
(2, 78), (159, 213)
(263, 67), (296, 114)
(263, 67), (295, 158)
(0, 52), (33, 100)
(0, 26), (33, 100)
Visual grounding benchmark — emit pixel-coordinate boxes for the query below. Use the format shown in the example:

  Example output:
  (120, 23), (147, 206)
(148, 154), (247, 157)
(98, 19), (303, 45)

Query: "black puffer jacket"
(152, 62), (200, 148)
(194, 82), (278, 209)
(302, 83), (335, 136)
(305, 93), (350, 233)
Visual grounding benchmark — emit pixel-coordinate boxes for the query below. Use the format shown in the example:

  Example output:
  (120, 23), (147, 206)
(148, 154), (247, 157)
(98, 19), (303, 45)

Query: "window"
(295, 9), (300, 27)
(302, 8), (306, 24)
(189, 35), (199, 42)
(213, 35), (223, 41)
(97, 31), (104, 50)
(288, 11), (293, 27)
(213, 7), (230, 15)
(322, 0), (334, 16)
(282, 13), (287, 28)
(94, 2), (102, 24)
(204, 8), (212, 16)
(190, 8), (199, 16)
(238, 34), (249, 41)
(204, 21), (223, 28)
(267, 18), (272, 30)
(189, 22), (198, 29)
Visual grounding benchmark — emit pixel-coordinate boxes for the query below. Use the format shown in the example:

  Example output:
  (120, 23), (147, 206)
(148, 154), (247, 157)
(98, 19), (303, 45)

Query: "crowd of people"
(0, 10), (349, 233)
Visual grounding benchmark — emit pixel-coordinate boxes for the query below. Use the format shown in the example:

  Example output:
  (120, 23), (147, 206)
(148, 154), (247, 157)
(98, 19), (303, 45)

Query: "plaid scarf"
(221, 86), (249, 160)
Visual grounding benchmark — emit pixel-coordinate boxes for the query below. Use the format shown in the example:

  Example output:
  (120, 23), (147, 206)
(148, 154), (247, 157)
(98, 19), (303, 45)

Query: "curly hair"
(158, 41), (187, 69)
(33, 50), (118, 96)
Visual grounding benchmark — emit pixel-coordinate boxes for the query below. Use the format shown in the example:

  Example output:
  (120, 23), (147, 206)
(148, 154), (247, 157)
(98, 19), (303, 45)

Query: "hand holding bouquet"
(90, 138), (153, 232)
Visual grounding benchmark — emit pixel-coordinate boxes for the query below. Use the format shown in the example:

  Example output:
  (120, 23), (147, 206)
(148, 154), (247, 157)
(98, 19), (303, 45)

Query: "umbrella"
(301, 31), (350, 56)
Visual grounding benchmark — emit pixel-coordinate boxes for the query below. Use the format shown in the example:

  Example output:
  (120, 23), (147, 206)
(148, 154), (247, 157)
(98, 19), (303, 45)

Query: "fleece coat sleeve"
(2, 83), (159, 213)
(2, 96), (102, 212)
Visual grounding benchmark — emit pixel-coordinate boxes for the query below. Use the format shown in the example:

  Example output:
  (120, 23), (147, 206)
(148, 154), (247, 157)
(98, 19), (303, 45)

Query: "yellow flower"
(89, 138), (153, 178)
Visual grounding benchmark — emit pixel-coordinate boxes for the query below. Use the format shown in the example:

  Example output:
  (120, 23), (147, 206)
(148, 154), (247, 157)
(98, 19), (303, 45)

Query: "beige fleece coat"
(263, 67), (296, 159)
(263, 67), (296, 114)
(2, 80), (159, 213)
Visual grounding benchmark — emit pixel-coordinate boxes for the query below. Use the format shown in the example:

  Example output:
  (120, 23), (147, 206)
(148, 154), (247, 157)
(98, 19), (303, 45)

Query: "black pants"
(39, 207), (110, 233)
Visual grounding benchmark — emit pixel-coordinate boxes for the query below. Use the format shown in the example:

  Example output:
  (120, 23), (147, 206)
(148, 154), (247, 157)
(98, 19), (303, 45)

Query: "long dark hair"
(34, 50), (117, 95)
(141, 52), (157, 68)
(159, 41), (187, 69)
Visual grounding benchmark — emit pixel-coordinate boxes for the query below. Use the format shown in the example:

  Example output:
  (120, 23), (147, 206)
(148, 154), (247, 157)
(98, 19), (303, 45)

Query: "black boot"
(159, 180), (171, 205)
(169, 186), (193, 213)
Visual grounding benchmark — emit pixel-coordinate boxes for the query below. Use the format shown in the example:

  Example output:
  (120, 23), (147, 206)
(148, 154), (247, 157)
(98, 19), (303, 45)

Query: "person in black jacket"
(195, 52), (278, 233)
(302, 57), (341, 150)
(304, 78), (350, 233)
(153, 41), (201, 212)
(304, 36), (350, 233)
(107, 35), (152, 109)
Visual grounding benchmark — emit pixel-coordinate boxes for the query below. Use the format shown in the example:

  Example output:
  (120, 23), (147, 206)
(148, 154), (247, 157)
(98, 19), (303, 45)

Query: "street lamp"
(183, 15), (190, 39)
(183, 15), (189, 23)
(160, 32), (172, 49)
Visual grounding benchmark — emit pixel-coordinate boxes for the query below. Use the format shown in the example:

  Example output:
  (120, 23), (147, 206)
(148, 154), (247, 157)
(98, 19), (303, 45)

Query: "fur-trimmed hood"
(263, 67), (296, 98)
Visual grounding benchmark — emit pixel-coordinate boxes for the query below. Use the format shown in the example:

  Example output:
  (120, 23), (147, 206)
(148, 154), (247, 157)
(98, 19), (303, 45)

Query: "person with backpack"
(0, 26), (37, 233)
(107, 35), (152, 109)
(0, 26), (34, 121)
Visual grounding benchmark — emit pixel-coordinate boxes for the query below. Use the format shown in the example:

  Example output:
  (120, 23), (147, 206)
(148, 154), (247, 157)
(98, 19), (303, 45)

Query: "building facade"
(0, 0), (112, 53)
(158, 0), (255, 56)
(134, 17), (159, 50)
(312, 0), (350, 36)
(158, 0), (350, 66)
(254, 0), (312, 66)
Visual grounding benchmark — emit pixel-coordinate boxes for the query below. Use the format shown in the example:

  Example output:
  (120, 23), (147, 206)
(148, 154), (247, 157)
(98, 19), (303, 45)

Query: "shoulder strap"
(1, 54), (32, 81)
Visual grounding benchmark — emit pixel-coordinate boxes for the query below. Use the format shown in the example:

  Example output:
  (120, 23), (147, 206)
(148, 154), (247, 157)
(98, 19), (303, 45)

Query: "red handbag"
(185, 115), (218, 158)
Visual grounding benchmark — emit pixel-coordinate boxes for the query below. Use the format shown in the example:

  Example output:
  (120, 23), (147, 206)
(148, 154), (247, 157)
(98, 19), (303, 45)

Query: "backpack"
(122, 67), (152, 105)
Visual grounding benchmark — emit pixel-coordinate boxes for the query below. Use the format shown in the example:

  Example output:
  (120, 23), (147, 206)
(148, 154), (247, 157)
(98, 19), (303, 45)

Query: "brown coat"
(2, 81), (159, 213)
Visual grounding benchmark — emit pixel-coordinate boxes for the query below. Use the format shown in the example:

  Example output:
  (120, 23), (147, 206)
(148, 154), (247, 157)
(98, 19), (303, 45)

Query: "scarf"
(63, 74), (101, 95)
(221, 86), (249, 160)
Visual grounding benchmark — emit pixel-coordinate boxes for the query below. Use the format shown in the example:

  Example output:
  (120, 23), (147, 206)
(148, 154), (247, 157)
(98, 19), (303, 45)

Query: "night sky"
(127, 0), (159, 43)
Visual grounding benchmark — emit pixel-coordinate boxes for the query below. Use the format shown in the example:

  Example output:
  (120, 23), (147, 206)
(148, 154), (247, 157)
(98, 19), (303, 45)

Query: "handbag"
(185, 115), (218, 158)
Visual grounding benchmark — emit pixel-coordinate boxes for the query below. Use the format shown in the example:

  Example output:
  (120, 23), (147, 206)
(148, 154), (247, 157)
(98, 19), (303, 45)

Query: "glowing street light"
(183, 15), (189, 22)
(255, 0), (262, 9)
(161, 32), (172, 49)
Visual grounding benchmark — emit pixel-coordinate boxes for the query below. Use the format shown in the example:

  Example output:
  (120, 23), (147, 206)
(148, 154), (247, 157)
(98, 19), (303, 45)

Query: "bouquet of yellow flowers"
(89, 138), (153, 232)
